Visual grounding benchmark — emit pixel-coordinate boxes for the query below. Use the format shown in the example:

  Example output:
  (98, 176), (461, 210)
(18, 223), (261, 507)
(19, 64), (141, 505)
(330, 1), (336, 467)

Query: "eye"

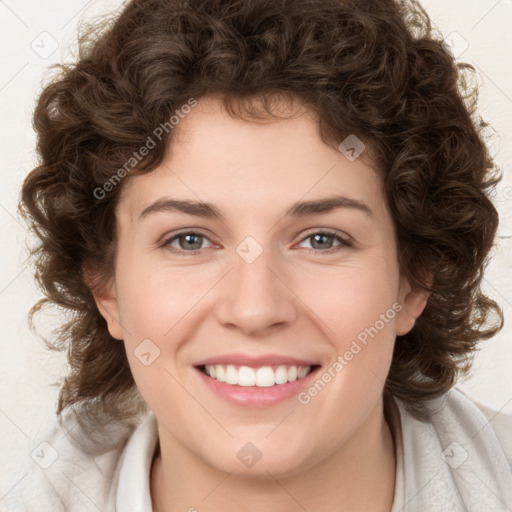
(297, 230), (353, 253)
(161, 231), (213, 254)
(160, 229), (353, 255)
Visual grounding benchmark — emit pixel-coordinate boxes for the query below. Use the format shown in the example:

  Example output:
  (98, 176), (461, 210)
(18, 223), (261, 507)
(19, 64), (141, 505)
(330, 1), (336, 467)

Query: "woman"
(11, 0), (512, 510)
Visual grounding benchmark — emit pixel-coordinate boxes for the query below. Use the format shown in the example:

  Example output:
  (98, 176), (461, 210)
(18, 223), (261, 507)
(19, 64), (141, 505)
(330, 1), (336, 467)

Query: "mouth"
(197, 364), (320, 387)
(194, 360), (322, 407)
(192, 353), (322, 407)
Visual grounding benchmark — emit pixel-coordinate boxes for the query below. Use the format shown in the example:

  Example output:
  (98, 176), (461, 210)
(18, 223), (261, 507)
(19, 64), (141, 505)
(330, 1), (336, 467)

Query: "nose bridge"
(215, 236), (297, 335)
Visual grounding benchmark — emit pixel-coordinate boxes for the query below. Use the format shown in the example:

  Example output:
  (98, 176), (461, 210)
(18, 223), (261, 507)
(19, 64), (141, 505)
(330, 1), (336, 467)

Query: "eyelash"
(160, 229), (353, 255)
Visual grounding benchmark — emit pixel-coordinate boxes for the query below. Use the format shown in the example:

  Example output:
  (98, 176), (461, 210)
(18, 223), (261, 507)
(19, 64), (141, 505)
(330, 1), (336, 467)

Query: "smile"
(199, 364), (316, 387)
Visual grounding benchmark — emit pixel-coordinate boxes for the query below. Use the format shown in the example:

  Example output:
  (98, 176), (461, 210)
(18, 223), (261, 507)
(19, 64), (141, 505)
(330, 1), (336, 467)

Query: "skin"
(92, 95), (428, 511)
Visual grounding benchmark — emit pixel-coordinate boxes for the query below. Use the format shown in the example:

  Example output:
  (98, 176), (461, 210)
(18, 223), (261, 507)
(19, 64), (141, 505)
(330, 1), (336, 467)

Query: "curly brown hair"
(20, 0), (503, 441)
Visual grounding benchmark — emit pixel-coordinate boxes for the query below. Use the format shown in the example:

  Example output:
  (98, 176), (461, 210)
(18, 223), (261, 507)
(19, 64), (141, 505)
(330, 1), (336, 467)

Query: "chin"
(199, 437), (320, 479)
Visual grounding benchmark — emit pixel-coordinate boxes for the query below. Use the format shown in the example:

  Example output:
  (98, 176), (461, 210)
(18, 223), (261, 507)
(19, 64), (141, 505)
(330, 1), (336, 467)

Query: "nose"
(215, 244), (298, 337)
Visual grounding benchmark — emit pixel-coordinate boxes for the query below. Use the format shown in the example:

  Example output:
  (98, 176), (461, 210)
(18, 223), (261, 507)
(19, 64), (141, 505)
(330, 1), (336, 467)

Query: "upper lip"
(194, 353), (320, 368)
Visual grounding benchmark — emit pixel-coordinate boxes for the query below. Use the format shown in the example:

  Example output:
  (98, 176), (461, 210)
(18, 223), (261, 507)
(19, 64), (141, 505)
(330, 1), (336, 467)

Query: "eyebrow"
(138, 195), (373, 221)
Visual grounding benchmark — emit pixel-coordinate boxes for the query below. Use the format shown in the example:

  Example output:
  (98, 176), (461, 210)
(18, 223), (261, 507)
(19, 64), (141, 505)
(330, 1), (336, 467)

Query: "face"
(94, 96), (426, 477)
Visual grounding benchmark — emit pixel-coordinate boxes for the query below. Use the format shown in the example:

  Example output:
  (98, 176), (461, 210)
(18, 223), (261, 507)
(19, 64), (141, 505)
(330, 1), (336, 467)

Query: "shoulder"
(427, 387), (512, 468)
(394, 387), (512, 511)
(3, 409), (146, 512)
(454, 388), (512, 467)
(428, 387), (512, 472)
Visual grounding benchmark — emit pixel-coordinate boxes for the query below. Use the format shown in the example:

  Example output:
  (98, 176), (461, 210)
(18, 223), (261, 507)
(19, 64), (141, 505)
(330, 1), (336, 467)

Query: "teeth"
(216, 365), (225, 383)
(275, 365), (288, 384)
(239, 366), (256, 386)
(225, 365), (238, 385)
(297, 366), (309, 379)
(287, 366), (297, 382)
(256, 367), (274, 387)
(203, 364), (313, 387)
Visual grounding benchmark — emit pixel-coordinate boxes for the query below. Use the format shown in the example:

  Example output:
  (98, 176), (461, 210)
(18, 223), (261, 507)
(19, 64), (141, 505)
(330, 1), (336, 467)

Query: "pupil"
(312, 233), (332, 249)
(182, 234), (202, 250)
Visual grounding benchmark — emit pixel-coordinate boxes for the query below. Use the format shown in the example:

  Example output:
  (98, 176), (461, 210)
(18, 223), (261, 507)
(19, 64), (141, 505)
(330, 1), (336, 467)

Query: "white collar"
(109, 412), (158, 512)
(108, 388), (512, 511)
(396, 388), (512, 510)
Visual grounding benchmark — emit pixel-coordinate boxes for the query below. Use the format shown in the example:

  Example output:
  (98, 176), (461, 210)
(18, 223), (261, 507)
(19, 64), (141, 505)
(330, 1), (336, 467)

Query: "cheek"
(303, 261), (401, 402)
(115, 255), (213, 341)
(114, 267), (195, 411)
(293, 272), (399, 447)
(303, 275), (399, 415)
(307, 263), (401, 342)
(113, 259), (222, 401)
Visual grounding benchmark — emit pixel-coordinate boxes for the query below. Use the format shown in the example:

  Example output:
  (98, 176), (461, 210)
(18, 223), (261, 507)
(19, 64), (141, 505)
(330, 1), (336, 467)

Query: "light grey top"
(4, 387), (512, 511)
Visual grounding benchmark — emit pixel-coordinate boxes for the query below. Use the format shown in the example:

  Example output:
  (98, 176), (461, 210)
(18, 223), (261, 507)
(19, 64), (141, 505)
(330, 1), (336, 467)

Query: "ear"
(83, 264), (124, 340)
(395, 275), (431, 336)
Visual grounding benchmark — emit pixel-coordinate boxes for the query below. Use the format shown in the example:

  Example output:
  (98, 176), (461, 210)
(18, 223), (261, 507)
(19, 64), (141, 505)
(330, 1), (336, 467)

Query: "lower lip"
(195, 367), (321, 408)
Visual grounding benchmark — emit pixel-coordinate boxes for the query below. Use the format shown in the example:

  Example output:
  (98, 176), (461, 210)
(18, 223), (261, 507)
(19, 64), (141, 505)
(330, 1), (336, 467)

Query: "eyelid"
(295, 228), (353, 252)
(159, 229), (216, 254)
(160, 227), (353, 255)
(297, 227), (353, 244)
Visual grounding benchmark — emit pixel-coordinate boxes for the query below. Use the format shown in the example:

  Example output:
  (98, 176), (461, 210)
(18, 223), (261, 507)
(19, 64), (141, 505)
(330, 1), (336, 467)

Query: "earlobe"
(83, 265), (124, 341)
(95, 294), (125, 341)
(395, 278), (431, 336)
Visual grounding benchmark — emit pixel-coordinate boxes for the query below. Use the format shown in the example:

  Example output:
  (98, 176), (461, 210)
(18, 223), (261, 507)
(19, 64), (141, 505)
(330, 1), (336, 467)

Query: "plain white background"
(1, 0), (511, 502)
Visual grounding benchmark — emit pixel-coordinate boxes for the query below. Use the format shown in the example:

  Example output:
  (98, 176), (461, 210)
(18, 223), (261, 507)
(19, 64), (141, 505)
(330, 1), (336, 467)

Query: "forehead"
(118, 95), (385, 224)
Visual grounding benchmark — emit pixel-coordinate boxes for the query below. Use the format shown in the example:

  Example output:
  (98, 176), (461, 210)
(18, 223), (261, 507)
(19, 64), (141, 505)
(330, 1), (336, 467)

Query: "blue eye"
(298, 231), (353, 253)
(161, 229), (352, 255)
(163, 232), (211, 253)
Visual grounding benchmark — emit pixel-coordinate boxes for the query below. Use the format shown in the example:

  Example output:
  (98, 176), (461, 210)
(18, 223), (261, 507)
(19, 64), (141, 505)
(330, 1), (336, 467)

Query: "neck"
(151, 400), (397, 512)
